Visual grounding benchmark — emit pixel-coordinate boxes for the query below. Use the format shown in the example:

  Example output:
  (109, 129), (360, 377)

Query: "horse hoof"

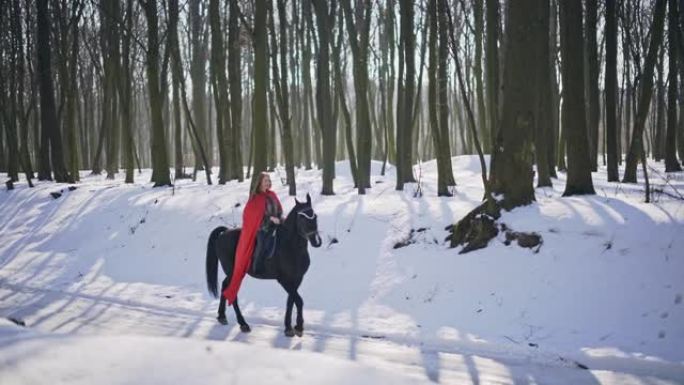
(284, 328), (295, 337)
(217, 316), (228, 325)
(240, 324), (251, 333)
(294, 326), (304, 337)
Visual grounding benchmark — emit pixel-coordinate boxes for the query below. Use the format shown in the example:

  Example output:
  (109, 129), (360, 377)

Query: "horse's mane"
(282, 204), (300, 234)
(282, 203), (310, 235)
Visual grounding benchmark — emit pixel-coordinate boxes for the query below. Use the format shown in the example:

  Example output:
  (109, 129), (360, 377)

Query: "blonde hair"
(250, 172), (271, 196)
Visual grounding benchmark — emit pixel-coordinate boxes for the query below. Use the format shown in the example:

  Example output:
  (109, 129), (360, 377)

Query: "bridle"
(296, 209), (321, 245)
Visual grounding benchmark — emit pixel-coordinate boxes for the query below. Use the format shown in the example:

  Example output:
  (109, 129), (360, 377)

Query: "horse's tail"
(206, 226), (228, 298)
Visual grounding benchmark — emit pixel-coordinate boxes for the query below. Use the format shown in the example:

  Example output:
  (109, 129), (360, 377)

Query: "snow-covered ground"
(1, 156), (683, 385)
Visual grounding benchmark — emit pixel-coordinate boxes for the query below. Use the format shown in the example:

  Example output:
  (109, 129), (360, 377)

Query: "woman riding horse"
(223, 172), (284, 305)
(206, 180), (322, 337)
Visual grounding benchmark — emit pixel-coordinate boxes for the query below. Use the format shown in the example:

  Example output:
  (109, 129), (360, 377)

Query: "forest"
(2, 2), (684, 383)
(0, 0), (682, 205)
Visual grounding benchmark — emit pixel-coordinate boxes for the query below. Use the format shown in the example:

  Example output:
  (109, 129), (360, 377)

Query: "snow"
(0, 319), (424, 385)
(1, 156), (683, 385)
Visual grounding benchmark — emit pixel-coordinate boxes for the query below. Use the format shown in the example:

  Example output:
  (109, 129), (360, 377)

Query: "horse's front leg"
(284, 293), (296, 337)
(293, 291), (304, 337)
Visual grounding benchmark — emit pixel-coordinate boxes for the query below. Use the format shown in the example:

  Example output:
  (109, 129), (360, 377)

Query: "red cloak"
(223, 190), (282, 305)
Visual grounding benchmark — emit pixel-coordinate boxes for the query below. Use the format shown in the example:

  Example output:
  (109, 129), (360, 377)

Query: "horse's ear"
(294, 197), (300, 205)
(306, 193), (311, 205)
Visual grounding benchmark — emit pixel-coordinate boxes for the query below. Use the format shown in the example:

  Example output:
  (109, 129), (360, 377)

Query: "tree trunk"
(585, 0), (600, 171)
(301, 0), (313, 170)
(0, 111), (5, 175)
(208, 0), (230, 183)
(333, 9), (359, 187)
(66, 2), (82, 182)
(396, 0), (416, 190)
(270, 0), (296, 194)
(170, 0), (187, 181)
(560, 0), (595, 196)
(250, 0), (269, 191)
(228, 0), (243, 181)
(623, 0), (667, 183)
(104, 0), (121, 180)
(120, 0), (134, 183)
(190, 0), (210, 173)
(678, 0), (684, 164)
(342, 0), (373, 194)
(313, 0), (335, 195)
(485, 0), (500, 153)
(427, 0), (447, 195)
(549, 0), (560, 176)
(473, 0), (488, 152)
(605, 0), (619, 181)
(535, 0), (552, 188)
(665, 0), (682, 171)
(654, 48), (666, 161)
(37, 0), (70, 182)
(140, 0), (171, 187)
(489, 0), (541, 209)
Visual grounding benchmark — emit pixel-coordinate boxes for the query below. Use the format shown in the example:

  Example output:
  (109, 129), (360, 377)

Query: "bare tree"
(341, 0), (373, 194)
(665, 0), (682, 171)
(312, 0), (336, 195)
(139, 0), (171, 187)
(605, 0), (620, 181)
(560, 0), (595, 196)
(623, 0), (667, 183)
(37, 0), (71, 182)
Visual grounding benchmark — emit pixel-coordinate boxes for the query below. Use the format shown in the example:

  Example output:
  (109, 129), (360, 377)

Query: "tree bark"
(313, 0), (336, 195)
(250, 0), (269, 191)
(189, 0), (210, 173)
(535, 0), (552, 188)
(623, 0), (667, 183)
(396, 0), (416, 190)
(341, 0), (373, 194)
(549, 0), (560, 176)
(120, 0), (135, 183)
(104, 0), (121, 180)
(560, 0), (595, 196)
(208, 0), (230, 183)
(170, 0), (188, 181)
(140, 0), (171, 187)
(485, 0), (500, 153)
(665, 0), (682, 171)
(301, 0), (313, 170)
(654, 47), (666, 161)
(605, 0), (619, 181)
(37, 0), (71, 182)
(585, 0), (600, 171)
(228, 0), (243, 181)
(489, 0), (540, 208)
(270, 0), (296, 194)
(473, 0), (488, 152)
(333, 9), (359, 187)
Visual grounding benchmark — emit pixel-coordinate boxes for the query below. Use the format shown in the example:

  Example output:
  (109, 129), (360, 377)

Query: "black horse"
(205, 194), (322, 337)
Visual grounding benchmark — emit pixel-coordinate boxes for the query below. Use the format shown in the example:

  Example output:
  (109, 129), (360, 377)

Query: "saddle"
(250, 227), (278, 279)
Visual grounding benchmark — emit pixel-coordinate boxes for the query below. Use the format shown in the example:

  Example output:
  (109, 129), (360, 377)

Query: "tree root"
(446, 199), (542, 254)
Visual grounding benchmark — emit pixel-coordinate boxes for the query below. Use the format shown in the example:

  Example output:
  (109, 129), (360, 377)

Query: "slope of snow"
(0, 319), (427, 385)
(1, 156), (683, 384)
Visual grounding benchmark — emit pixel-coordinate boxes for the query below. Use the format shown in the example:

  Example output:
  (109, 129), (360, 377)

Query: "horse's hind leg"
(231, 298), (251, 333)
(217, 277), (229, 324)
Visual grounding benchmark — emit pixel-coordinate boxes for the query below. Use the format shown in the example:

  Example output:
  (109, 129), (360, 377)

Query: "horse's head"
(293, 193), (322, 248)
